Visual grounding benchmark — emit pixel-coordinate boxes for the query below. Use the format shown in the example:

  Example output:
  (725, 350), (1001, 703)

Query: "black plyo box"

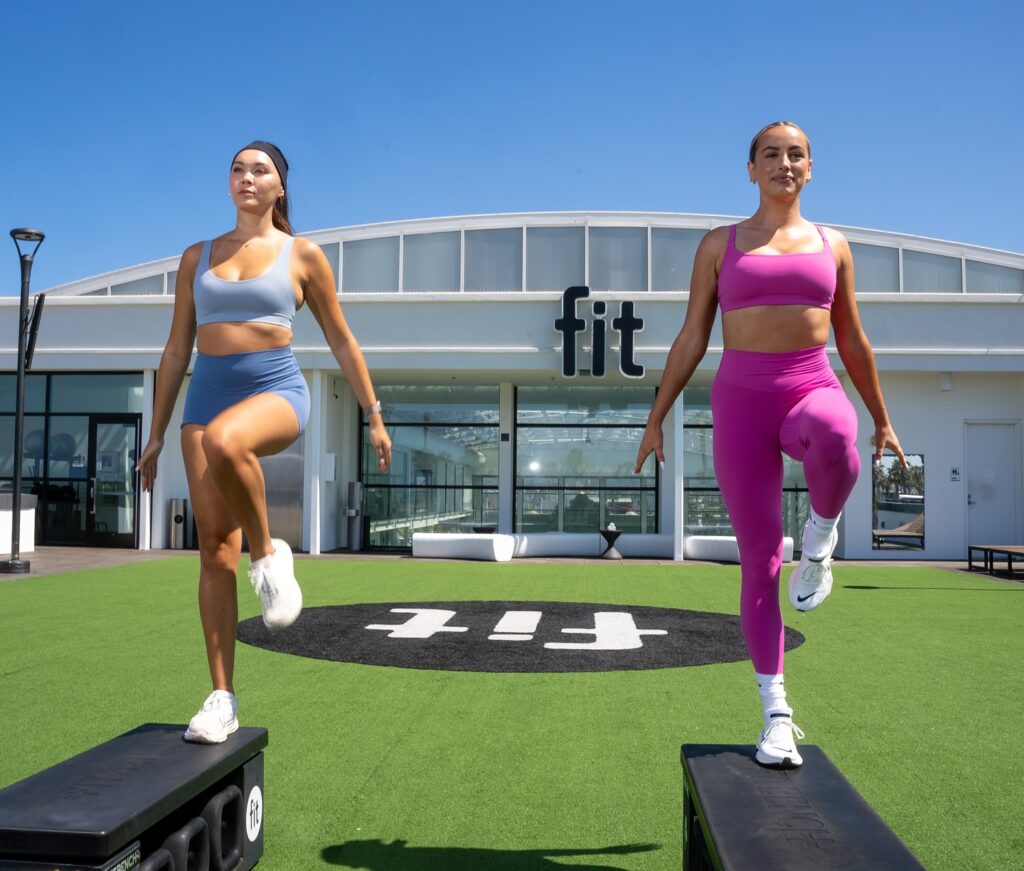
(681, 744), (926, 870)
(0, 723), (267, 869)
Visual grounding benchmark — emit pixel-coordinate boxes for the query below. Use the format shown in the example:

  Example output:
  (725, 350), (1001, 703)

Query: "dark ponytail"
(273, 192), (293, 235)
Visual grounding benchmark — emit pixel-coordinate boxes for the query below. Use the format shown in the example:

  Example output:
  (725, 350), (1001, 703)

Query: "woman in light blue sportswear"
(137, 141), (391, 743)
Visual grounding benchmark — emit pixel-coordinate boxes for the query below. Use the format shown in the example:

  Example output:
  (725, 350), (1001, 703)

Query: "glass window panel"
(849, 242), (899, 292)
(682, 385), (712, 425)
(652, 228), (702, 291)
(0, 374), (46, 413)
(363, 485), (499, 547)
(376, 385), (499, 424)
(589, 227), (647, 292)
(903, 250), (962, 293)
(873, 453), (925, 550)
(465, 229), (522, 292)
(403, 232), (460, 292)
(0, 415), (46, 478)
(84, 288), (108, 296)
(685, 490), (733, 536)
(526, 227), (584, 292)
(43, 479), (88, 544)
(46, 416), (89, 479)
(966, 260), (1024, 294)
(683, 427), (716, 488)
(342, 236), (399, 293)
(50, 374), (144, 413)
(110, 275), (164, 296)
(319, 242), (340, 290)
(516, 385), (654, 425)
(517, 425), (653, 482)
(515, 487), (655, 534)
(362, 425), (499, 483)
(166, 271), (177, 293)
(686, 490), (809, 543)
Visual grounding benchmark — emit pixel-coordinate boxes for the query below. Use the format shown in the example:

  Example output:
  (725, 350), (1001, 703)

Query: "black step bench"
(681, 744), (926, 870)
(0, 723), (267, 871)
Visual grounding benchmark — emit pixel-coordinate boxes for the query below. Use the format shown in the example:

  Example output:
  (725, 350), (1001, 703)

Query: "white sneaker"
(249, 538), (302, 630)
(755, 716), (805, 768)
(183, 690), (238, 744)
(789, 524), (839, 611)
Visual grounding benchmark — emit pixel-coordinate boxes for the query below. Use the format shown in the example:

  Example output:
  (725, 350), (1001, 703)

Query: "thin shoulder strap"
(728, 224), (737, 246)
(277, 235), (296, 265)
(815, 224), (829, 243)
(197, 240), (212, 274)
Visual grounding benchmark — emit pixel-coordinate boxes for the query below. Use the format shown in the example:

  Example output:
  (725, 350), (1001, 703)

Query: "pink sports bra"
(717, 224), (837, 313)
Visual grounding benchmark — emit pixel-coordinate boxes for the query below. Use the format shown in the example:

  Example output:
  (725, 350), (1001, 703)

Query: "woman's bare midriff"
(722, 304), (832, 353)
(197, 322), (293, 356)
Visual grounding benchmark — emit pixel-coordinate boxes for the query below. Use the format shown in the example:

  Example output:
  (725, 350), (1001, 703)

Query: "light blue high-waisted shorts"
(182, 346), (309, 434)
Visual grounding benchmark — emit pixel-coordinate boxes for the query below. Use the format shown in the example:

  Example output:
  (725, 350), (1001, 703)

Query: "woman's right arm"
(137, 244), (200, 491)
(634, 227), (723, 472)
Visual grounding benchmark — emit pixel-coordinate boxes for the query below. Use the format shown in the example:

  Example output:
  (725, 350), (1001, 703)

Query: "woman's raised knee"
(201, 423), (247, 472)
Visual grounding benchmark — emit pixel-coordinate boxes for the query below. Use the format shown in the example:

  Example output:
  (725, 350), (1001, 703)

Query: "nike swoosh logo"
(796, 593), (817, 603)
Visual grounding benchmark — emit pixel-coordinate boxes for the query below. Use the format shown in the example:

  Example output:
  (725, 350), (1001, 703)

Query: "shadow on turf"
(843, 584), (1023, 591)
(322, 839), (660, 870)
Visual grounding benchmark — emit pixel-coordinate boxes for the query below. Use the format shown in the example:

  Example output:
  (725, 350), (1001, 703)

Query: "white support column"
(498, 382), (515, 533)
(304, 370), (323, 555)
(671, 393), (685, 560)
(139, 369), (155, 550)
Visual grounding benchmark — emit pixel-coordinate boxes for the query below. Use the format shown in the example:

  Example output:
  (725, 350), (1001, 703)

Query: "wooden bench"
(968, 544), (1024, 577)
(681, 744), (925, 870)
(0, 723), (267, 870)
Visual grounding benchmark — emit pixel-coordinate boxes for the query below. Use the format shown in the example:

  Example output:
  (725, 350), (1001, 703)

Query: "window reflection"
(872, 454), (925, 549)
(361, 384), (499, 548)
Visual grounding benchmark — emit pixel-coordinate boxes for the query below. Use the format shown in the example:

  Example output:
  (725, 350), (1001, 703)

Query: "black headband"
(233, 140), (289, 188)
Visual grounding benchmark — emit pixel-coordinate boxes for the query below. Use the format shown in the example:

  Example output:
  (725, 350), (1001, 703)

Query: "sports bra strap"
(197, 240), (212, 274)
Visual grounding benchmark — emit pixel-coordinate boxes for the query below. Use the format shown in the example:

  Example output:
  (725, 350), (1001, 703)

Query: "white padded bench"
(684, 535), (794, 564)
(412, 532), (675, 561)
(412, 532), (515, 562)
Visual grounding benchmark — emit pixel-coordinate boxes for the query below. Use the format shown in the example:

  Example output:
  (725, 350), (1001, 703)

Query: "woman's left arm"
(297, 238), (392, 472)
(828, 229), (907, 467)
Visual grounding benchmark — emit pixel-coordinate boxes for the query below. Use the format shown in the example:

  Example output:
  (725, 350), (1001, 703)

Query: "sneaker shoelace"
(763, 718), (805, 747)
(200, 694), (233, 722)
(800, 559), (830, 585)
(252, 565), (278, 606)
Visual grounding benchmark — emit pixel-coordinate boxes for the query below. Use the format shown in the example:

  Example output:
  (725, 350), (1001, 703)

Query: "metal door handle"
(88, 477), (96, 515)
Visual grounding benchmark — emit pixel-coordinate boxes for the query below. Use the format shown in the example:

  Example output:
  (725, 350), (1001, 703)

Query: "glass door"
(87, 416), (140, 547)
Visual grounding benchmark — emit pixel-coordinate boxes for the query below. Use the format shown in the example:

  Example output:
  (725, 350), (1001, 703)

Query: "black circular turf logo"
(238, 601), (804, 672)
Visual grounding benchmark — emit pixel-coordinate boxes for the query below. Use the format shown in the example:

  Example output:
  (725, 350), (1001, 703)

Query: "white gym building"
(1, 212), (1022, 561)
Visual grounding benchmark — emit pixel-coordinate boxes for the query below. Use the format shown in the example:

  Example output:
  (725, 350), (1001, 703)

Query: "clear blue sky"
(2, 0), (1021, 293)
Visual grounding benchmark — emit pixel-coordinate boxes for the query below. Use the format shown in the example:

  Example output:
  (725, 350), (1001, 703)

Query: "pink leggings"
(711, 345), (860, 674)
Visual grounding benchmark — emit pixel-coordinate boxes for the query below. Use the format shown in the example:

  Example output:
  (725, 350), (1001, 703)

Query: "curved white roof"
(40, 211), (1024, 299)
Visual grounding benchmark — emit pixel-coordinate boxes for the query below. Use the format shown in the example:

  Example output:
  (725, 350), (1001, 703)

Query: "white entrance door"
(965, 422), (1021, 544)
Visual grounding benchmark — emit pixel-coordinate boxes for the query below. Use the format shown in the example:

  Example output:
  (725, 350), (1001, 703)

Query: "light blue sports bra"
(193, 237), (296, 328)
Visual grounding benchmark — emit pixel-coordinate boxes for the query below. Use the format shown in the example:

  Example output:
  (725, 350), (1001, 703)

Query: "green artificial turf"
(1, 558), (1022, 869)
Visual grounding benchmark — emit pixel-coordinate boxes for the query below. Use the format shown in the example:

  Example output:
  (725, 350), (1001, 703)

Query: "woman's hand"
(634, 422), (665, 474)
(874, 423), (907, 468)
(368, 419), (392, 473)
(136, 437), (164, 492)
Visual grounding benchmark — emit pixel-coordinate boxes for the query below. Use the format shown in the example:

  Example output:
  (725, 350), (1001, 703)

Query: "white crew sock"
(802, 508), (840, 559)
(756, 672), (793, 727)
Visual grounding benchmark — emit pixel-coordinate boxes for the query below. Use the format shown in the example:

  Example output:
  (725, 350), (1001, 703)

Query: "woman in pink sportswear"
(635, 121), (906, 768)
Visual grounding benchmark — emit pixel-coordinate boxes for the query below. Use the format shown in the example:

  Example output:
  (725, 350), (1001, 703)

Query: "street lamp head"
(11, 229), (45, 243)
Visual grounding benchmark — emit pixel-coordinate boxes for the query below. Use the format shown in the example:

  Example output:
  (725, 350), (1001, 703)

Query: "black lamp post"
(2, 228), (45, 574)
